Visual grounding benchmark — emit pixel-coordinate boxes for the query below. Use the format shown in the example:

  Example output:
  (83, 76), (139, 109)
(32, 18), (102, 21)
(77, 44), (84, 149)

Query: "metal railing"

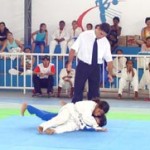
(0, 52), (150, 95)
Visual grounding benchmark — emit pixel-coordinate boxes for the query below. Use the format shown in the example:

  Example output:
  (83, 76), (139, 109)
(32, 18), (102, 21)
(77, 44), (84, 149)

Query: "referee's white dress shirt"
(71, 30), (112, 65)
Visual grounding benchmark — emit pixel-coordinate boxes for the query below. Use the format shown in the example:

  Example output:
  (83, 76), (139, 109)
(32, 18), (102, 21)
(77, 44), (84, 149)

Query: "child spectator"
(9, 47), (35, 75)
(31, 23), (48, 53)
(118, 60), (138, 99)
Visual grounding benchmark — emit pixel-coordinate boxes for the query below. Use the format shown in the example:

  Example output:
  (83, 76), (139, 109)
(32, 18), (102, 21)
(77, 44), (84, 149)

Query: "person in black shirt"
(0, 22), (9, 46)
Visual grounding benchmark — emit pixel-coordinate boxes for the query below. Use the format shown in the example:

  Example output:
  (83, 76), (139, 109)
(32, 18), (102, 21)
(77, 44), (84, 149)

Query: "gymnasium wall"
(0, 0), (150, 40)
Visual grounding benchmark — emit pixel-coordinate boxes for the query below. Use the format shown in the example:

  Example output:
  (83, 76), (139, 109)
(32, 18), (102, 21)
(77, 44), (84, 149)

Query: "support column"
(24, 0), (32, 46)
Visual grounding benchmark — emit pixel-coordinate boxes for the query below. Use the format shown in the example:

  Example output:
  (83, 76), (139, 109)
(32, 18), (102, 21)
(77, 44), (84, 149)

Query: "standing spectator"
(49, 20), (69, 57)
(31, 23), (48, 53)
(118, 60), (138, 99)
(108, 16), (122, 52)
(33, 55), (55, 96)
(0, 22), (9, 47)
(67, 23), (113, 103)
(67, 20), (82, 50)
(57, 61), (75, 98)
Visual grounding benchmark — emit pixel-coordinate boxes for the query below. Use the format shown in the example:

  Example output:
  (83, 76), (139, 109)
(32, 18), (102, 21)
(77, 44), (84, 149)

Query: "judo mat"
(0, 115), (150, 150)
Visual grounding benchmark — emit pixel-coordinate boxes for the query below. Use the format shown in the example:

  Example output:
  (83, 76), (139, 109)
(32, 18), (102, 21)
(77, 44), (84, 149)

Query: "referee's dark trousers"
(72, 38), (100, 103)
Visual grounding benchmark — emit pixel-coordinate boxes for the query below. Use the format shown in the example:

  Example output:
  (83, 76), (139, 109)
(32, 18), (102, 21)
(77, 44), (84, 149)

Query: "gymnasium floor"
(0, 90), (150, 150)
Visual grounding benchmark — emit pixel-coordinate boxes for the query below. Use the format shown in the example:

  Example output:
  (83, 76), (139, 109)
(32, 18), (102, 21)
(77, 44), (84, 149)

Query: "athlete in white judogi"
(139, 62), (150, 89)
(38, 100), (109, 134)
(112, 49), (127, 77)
(67, 20), (82, 50)
(57, 61), (75, 97)
(118, 60), (138, 99)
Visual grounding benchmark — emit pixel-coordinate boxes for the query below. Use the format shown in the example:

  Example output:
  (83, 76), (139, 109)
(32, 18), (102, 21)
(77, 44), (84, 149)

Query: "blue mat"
(0, 116), (150, 150)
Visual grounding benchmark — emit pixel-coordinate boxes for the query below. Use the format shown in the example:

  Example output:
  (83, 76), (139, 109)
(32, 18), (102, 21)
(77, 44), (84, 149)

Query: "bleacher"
(0, 45), (149, 99)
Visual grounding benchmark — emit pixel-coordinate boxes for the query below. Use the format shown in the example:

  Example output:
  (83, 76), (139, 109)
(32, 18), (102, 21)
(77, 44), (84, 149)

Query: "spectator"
(67, 20), (82, 50)
(141, 36), (150, 52)
(31, 23), (48, 53)
(118, 60), (138, 99)
(57, 60), (75, 98)
(138, 36), (150, 68)
(32, 55), (55, 96)
(9, 47), (35, 75)
(0, 22), (9, 47)
(139, 62), (150, 90)
(0, 32), (23, 60)
(141, 17), (150, 43)
(112, 49), (127, 77)
(86, 23), (93, 30)
(49, 20), (69, 57)
(108, 16), (122, 52)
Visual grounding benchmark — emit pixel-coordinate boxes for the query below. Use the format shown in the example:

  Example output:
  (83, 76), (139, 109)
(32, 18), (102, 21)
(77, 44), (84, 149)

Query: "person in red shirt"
(33, 55), (55, 96)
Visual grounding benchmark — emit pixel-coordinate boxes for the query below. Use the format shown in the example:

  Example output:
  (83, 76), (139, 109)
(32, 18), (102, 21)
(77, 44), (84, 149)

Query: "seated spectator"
(139, 62), (150, 90)
(33, 55), (55, 96)
(31, 23), (48, 53)
(118, 60), (138, 99)
(49, 20), (69, 57)
(112, 49), (127, 77)
(0, 32), (23, 60)
(138, 36), (150, 68)
(107, 16), (122, 52)
(141, 36), (150, 52)
(86, 23), (93, 30)
(67, 20), (82, 50)
(141, 17), (150, 44)
(57, 61), (75, 98)
(9, 47), (35, 75)
(0, 22), (9, 47)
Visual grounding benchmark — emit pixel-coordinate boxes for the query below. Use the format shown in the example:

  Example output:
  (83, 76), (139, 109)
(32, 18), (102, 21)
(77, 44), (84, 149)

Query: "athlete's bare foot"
(60, 100), (67, 106)
(38, 126), (43, 134)
(45, 128), (55, 135)
(21, 102), (27, 116)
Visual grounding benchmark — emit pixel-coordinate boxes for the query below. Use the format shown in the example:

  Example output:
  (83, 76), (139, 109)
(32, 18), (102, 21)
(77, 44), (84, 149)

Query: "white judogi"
(118, 68), (139, 94)
(50, 28), (69, 55)
(139, 69), (150, 89)
(112, 56), (127, 77)
(58, 68), (75, 88)
(40, 101), (100, 134)
(137, 45), (150, 68)
(67, 27), (82, 50)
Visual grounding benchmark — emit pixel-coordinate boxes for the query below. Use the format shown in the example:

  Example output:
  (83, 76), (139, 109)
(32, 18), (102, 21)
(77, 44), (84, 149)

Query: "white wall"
(0, 0), (24, 40)
(0, 0), (150, 39)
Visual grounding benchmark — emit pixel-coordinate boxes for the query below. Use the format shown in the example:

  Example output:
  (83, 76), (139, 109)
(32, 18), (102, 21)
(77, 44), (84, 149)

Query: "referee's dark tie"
(92, 38), (98, 65)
